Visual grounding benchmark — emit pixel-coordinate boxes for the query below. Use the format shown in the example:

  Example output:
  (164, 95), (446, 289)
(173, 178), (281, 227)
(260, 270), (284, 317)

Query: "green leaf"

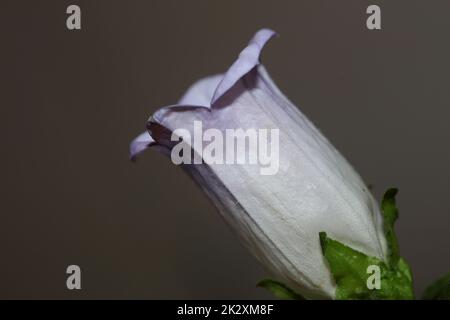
(422, 272), (450, 300)
(381, 187), (400, 267)
(320, 231), (414, 300)
(257, 279), (305, 300)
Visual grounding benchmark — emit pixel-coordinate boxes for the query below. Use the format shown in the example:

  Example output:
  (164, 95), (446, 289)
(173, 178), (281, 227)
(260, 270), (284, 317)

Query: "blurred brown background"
(1, 0), (449, 299)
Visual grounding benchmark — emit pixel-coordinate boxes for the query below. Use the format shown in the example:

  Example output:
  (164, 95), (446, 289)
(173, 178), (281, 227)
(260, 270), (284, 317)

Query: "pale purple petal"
(129, 131), (155, 160)
(178, 74), (223, 106)
(211, 28), (277, 105)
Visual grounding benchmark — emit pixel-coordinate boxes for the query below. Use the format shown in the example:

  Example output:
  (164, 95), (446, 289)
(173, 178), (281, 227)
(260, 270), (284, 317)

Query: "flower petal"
(211, 28), (277, 105)
(129, 131), (155, 160)
(178, 74), (223, 106)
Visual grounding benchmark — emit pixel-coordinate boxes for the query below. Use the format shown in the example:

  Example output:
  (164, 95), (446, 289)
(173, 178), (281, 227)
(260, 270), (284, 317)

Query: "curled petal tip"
(211, 28), (278, 105)
(129, 131), (155, 161)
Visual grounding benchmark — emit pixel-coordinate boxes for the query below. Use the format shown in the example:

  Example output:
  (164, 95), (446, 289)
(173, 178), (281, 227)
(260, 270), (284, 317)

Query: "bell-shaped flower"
(130, 29), (387, 299)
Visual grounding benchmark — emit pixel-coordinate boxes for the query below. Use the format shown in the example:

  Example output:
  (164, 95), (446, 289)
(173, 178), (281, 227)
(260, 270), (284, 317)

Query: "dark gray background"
(1, 0), (449, 299)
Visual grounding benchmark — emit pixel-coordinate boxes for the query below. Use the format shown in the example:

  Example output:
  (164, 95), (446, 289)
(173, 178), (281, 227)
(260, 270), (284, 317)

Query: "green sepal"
(381, 188), (400, 267)
(320, 232), (414, 299)
(422, 272), (450, 300)
(320, 231), (380, 299)
(319, 187), (414, 299)
(257, 279), (305, 300)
